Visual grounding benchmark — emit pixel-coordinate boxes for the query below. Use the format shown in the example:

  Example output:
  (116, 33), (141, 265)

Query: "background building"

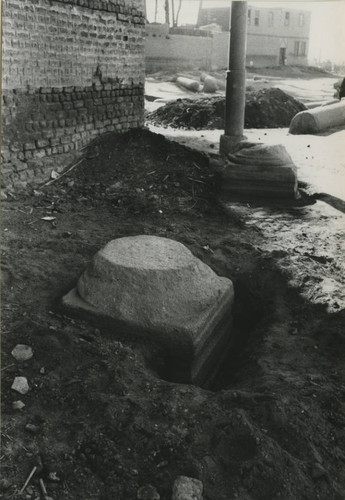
(145, 3), (311, 73)
(198, 4), (311, 67)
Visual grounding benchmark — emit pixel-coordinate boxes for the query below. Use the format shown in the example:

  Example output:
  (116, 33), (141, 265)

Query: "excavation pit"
(62, 235), (234, 386)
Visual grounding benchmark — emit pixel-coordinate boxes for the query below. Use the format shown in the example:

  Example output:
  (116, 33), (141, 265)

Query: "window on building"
(248, 9), (251, 25)
(294, 41), (306, 56)
(299, 13), (304, 26)
(254, 10), (260, 26)
(301, 41), (306, 56)
(268, 11), (274, 26)
(284, 12), (290, 26)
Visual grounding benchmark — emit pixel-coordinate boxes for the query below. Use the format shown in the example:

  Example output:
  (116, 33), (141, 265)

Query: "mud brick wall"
(1, 0), (145, 191)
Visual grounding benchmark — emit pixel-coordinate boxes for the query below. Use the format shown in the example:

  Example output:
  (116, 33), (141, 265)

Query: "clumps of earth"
(146, 88), (306, 129)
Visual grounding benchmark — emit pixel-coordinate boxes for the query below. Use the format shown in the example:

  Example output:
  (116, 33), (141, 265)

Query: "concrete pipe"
(176, 77), (201, 92)
(289, 100), (345, 135)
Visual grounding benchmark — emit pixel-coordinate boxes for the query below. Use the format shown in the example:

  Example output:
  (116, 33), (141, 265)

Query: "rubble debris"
(48, 472), (61, 482)
(1, 363), (15, 372)
(50, 170), (59, 180)
(11, 344), (34, 361)
(25, 423), (40, 434)
(172, 476), (203, 500)
(40, 478), (54, 500)
(137, 484), (160, 499)
(11, 376), (30, 395)
(41, 216), (57, 221)
(19, 466), (37, 495)
(12, 400), (26, 410)
(0, 479), (11, 491)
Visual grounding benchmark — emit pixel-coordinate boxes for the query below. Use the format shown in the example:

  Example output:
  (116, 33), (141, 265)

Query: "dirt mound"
(146, 88), (307, 129)
(58, 129), (216, 216)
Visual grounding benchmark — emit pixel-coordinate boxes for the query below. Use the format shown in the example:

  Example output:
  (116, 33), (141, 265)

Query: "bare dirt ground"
(1, 126), (345, 500)
(2, 66), (345, 500)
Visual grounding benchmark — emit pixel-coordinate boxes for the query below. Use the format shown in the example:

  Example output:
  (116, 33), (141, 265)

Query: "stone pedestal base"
(62, 236), (234, 386)
(213, 142), (298, 199)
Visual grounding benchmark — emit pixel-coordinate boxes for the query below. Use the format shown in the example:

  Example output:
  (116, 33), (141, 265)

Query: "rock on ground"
(172, 476), (203, 500)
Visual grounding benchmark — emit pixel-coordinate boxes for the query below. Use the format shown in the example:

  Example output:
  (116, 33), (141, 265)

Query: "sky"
(145, 0), (345, 65)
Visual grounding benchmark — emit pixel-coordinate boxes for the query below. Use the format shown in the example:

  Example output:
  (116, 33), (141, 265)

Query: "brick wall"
(1, 0), (145, 191)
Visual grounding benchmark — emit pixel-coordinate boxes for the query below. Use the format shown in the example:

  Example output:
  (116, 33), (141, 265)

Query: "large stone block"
(213, 142), (298, 199)
(62, 236), (234, 385)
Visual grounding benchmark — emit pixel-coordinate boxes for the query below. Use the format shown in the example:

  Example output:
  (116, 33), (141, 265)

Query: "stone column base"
(62, 236), (235, 386)
(212, 143), (299, 199)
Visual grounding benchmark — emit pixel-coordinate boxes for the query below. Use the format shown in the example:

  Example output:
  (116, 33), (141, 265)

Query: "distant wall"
(1, 0), (145, 191)
(145, 25), (310, 74)
(246, 55), (278, 67)
(210, 32), (229, 71)
(145, 24), (216, 73)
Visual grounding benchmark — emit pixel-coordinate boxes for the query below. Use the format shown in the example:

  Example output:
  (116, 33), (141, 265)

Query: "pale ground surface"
(145, 75), (340, 109)
(146, 75), (345, 314)
(265, 76), (340, 106)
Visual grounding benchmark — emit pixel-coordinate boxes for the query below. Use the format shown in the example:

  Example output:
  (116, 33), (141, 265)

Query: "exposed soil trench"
(2, 130), (345, 500)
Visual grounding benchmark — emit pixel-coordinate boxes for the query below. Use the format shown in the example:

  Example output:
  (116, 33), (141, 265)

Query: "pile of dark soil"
(2, 129), (345, 500)
(146, 88), (307, 129)
(48, 128), (217, 216)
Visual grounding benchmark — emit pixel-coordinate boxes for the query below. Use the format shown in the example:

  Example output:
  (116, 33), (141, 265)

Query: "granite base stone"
(213, 142), (298, 199)
(62, 235), (234, 386)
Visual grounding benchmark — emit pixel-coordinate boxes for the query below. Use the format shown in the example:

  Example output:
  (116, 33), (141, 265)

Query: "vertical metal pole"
(165, 0), (170, 25)
(220, 1), (248, 153)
